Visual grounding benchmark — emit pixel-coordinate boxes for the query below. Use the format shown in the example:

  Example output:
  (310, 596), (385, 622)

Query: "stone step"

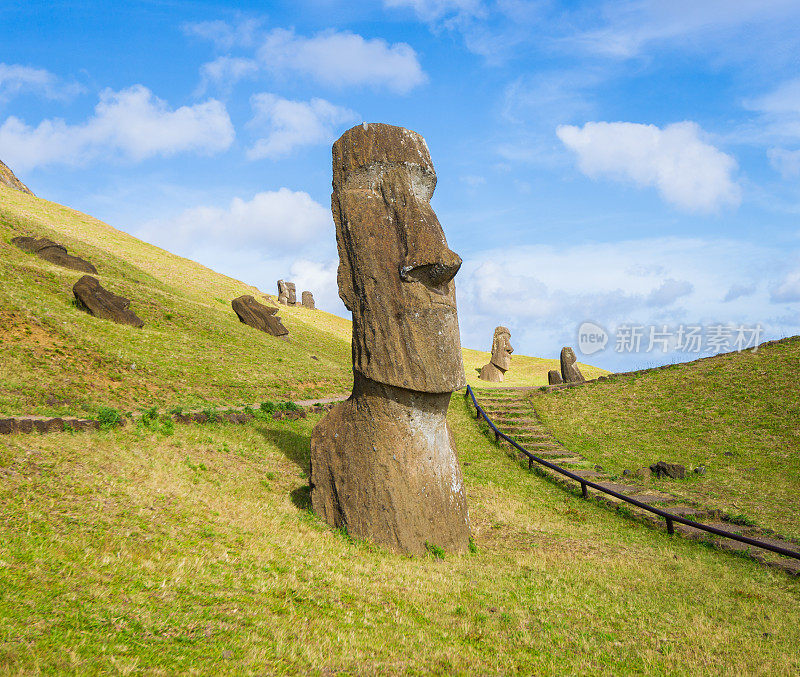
(595, 482), (642, 494)
(628, 493), (675, 504)
(571, 469), (606, 479)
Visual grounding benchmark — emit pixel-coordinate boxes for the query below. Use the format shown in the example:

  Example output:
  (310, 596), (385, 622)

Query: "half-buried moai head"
(332, 122), (466, 393)
(560, 346), (585, 383)
(479, 326), (513, 382)
(277, 280), (289, 305)
(490, 326), (513, 371)
(285, 281), (297, 305)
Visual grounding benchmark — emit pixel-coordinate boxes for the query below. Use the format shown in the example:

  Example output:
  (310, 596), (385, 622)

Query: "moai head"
(489, 326), (513, 372)
(332, 123), (466, 393)
(277, 280), (288, 304)
(286, 281), (297, 305)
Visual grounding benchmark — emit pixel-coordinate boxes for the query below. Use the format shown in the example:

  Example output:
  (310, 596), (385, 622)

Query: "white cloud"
(136, 189), (331, 253)
(723, 283), (757, 302)
(257, 29), (427, 94)
(289, 259), (341, 313)
(0, 63), (83, 103)
(646, 278), (693, 307)
(383, 0), (485, 23)
(0, 85), (234, 171)
(768, 148), (800, 177)
(771, 271), (800, 302)
(183, 18), (263, 50)
(247, 94), (357, 160)
(556, 121), (741, 212)
(568, 0), (800, 59)
(197, 56), (259, 93)
(455, 236), (796, 370)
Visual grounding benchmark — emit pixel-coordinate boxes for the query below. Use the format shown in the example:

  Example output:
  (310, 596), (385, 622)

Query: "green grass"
(530, 339), (800, 540)
(0, 400), (798, 674)
(0, 184), (355, 417)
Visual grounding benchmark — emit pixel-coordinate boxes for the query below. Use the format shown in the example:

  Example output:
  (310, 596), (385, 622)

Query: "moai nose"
(401, 248), (462, 288)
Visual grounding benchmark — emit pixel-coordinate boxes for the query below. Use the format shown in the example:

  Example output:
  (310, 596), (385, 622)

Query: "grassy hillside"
(0, 399), (798, 673)
(0, 184), (356, 417)
(0, 184), (591, 418)
(530, 338), (800, 539)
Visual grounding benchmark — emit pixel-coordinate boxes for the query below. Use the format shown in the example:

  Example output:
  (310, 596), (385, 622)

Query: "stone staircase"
(469, 387), (800, 576)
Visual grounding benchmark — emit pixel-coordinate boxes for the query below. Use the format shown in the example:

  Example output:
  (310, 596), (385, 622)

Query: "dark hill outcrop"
(0, 159), (34, 195)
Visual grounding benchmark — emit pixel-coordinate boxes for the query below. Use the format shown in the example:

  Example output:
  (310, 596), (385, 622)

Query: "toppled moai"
(479, 326), (514, 382)
(301, 291), (315, 309)
(560, 346), (585, 383)
(310, 122), (471, 555)
(73, 275), (144, 327)
(11, 236), (97, 274)
(231, 295), (288, 337)
(547, 369), (563, 385)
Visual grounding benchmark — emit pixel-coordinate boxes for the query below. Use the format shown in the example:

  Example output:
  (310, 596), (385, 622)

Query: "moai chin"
(479, 326), (513, 382)
(277, 280), (289, 305)
(309, 122), (471, 555)
(560, 346), (585, 383)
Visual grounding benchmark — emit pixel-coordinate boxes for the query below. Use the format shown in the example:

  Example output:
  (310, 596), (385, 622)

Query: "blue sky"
(2, 0), (800, 370)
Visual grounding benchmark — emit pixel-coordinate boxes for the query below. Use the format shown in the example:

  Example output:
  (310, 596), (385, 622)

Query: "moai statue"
(285, 281), (297, 305)
(302, 291), (315, 309)
(479, 326), (514, 382)
(548, 369), (563, 385)
(231, 295), (289, 338)
(277, 280), (289, 305)
(310, 122), (471, 555)
(560, 346), (585, 383)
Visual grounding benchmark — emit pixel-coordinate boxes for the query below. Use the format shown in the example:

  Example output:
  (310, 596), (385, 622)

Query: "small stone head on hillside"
(331, 122), (466, 394)
(490, 326), (514, 372)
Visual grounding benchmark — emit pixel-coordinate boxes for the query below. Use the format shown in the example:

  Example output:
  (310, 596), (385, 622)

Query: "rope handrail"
(464, 385), (800, 562)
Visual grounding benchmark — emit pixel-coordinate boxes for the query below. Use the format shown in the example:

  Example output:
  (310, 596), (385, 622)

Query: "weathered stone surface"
(548, 369), (563, 385)
(285, 281), (297, 305)
(231, 295), (289, 337)
(0, 419), (15, 435)
(310, 122), (470, 555)
(11, 236), (97, 273)
(479, 326), (513, 382)
(73, 275), (144, 328)
(560, 346), (585, 383)
(277, 280), (289, 305)
(0, 158), (33, 195)
(650, 461), (686, 479)
(301, 291), (315, 309)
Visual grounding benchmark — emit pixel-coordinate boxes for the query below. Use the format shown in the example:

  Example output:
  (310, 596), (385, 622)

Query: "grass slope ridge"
(0, 184), (353, 417)
(531, 336), (800, 539)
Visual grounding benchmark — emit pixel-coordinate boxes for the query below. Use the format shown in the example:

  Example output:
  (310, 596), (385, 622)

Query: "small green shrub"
(260, 401), (276, 414)
(425, 542), (445, 560)
(468, 537), (478, 554)
(96, 407), (122, 430)
(278, 401), (300, 412)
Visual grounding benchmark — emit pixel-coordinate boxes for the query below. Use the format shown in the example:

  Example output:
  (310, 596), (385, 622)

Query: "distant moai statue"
(285, 281), (297, 305)
(479, 326), (514, 382)
(560, 347), (585, 383)
(277, 280), (289, 305)
(302, 291), (315, 309)
(548, 369), (563, 385)
(310, 122), (471, 555)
